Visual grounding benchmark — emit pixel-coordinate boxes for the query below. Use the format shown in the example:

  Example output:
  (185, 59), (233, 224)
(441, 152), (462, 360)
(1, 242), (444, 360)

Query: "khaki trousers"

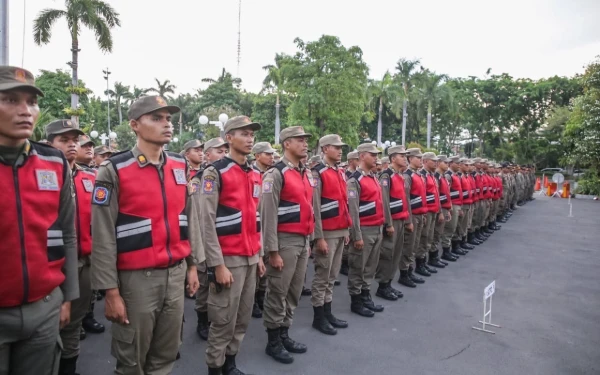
(347, 226), (383, 296)
(482, 200), (491, 226)
(400, 214), (425, 271)
(60, 258), (93, 359)
(376, 220), (405, 283)
(416, 212), (436, 259)
(467, 202), (477, 233)
(433, 208), (449, 253)
(458, 204), (471, 238)
(263, 235), (309, 329)
(194, 262), (209, 313)
(0, 287), (62, 375)
(206, 264), (256, 368)
(112, 263), (185, 375)
(311, 236), (345, 306)
(442, 205), (460, 248)
(255, 255), (269, 293)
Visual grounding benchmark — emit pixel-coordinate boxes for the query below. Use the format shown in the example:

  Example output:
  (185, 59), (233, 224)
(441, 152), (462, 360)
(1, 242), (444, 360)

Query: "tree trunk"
(377, 96), (383, 146)
(426, 101), (432, 149)
(71, 35), (79, 125)
(117, 97), (123, 124)
(401, 98), (408, 147)
(275, 93), (281, 144)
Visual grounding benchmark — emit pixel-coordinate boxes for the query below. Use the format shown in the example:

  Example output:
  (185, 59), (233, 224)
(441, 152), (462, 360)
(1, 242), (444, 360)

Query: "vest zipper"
(156, 167), (173, 265)
(13, 167), (30, 304)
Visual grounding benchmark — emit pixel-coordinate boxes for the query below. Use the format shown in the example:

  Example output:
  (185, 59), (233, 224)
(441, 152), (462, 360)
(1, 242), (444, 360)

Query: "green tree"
(367, 71), (396, 146)
(149, 78), (176, 97)
(262, 54), (286, 143)
(33, 0), (121, 123)
(131, 85), (150, 100)
(106, 82), (132, 124)
(416, 70), (450, 148)
(198, 68), (242, 110)
(35, 69), (90, 120)
(395, 58), (421, 146)
(113, 123), (136, 151)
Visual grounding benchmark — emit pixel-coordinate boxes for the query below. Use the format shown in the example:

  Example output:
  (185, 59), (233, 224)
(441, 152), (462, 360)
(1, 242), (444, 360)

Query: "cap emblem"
(14, 69), (27, 83)
(156, 97), (167, 106)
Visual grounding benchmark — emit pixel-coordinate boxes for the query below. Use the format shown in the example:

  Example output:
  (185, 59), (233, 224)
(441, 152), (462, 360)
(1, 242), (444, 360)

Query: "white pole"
(0, 0), (8, 65)
(569, 204), (573, 218)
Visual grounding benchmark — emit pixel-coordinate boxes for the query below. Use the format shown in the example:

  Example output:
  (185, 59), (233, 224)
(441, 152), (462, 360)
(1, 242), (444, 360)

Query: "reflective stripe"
(426, 195), (435, 202)
(47, 239), (64, 247)
(390, 200), (403, 208)
(116, 225), (151, 239)
(256, 212), (261, 222)
(216, 212), (242, 223)
(116, 219), (152, 233)
(179, 215), (187, 221)
(359, 202), (376, 213)
(463, 191), (469, 197)
(410, 197), (422, 204)
(450, 191), (460, 198)
(216, 217), (242, 228)
(31, 150), (64, 164)
(321, 201), (339, 212)
(47, 230), (63, 238)
(278, 206), (300, 215)
(115, 158), (137, 170)
(219, 162), (236, 174)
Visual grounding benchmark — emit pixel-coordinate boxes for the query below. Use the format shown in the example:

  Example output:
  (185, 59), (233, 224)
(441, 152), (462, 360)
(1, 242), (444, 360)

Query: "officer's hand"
(186, 266), (199, 295)
(258, 257), (266, 278)
(446, 211), (452, 222)
(344, 236), (350, 245)
(354, 240), (364, 250)
(437, 213), (445, 224)
(105, 289), (129, 325)
(406, 223), (414, 233)
(216, 265), (234, 288)
(269, 252), (284, 271)
(459, 210), (464, 217)
(386, 226), (395, 237)
(315, 238), (328, 255)
(59, 301), (71, 329)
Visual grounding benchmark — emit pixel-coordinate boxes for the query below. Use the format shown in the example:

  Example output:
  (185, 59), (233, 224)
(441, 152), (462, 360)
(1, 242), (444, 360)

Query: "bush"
(575, 174), (600, 195)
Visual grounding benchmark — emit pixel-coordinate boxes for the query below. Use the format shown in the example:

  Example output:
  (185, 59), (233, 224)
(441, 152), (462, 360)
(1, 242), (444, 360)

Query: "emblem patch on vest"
(82, 178), (94, 193)
(36, 170), (59, 191)
(253, 184), (261, 198)
(262, 179), (273, 194)
(348, 187), (358, 198)
(380, 177), (389, 187)
(173, 168), (187, 185)
(92, 181), (112, 206)
(202, 176), (215, 194)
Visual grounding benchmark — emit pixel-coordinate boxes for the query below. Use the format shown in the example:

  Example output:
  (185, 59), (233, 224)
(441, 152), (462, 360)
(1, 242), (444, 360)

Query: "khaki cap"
(94, 145), (113, 155)
(0, 66), (44, 96)
(448, 155), (460, 163)
(274, 151), (281, 158)
(183, 139), (203, 152)
(252, 142), (276, 154)
(471, 157), (481, 163)
(459, 158), (474, 165)
(437, 155), (449, 162)
(422, 152), (439, 161)
(356, 143), (381, 154)
(480, 159), (488, 164)
(387, 145), (407, 156)
(224, 115), (261, 133)
(204, 137), (228, 150)
(79, 134), (95, 147)
(310, 155), (322, 163)
(406, 148), (423, 157)
(347, 151), (359, 160)
(381, 157), (390, 164)
(45, 119), (84, 137)
(319, 134), (347, 147)
(279, 126), (312, 142)
(128, 96), (180, 120)
(376, 159), (382, 165)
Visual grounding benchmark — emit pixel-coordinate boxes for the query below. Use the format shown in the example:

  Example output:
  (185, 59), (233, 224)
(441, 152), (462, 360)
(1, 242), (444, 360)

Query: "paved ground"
(80, 196), (600, 375)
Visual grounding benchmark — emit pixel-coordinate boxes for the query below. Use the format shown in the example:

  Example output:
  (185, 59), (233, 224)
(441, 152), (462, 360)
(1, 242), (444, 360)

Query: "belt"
(155, 259), (185, 270)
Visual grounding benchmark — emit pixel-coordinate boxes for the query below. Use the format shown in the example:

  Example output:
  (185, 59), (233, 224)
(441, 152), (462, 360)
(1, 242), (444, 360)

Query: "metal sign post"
(472, 280), (501, 334)
(537, 173), (547, 196)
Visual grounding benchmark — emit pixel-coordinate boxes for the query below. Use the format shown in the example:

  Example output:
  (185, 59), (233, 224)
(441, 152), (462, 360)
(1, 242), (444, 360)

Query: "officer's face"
(205, 146), (228, 163)
(439, 161), (448, 171)
(424, 158), (436, 170)
(50, 131), (80, 163)
(227, 128), (255, 155)
(94, 152), (111, 166)
(409, 156), (422, 168)
(186, 147), (203, 165)
(392, 154), (407, 168)
(131, 109), (173, 145)
(256, 152), (274, 167)
(349, 159), (359, 169)
(285, 137), (309, 159)
(77, 143), (94, 165)
(0, 90), (40, 145)
(361, 152), (378, 170)
(323, 145), (343, 163)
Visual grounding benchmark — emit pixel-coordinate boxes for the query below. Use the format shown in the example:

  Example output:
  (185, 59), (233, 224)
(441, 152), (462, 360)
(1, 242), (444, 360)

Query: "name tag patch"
(92, 181), (113, 206)
(253, 184), (261, 198)
(173, 168), (187, 185)
(36, 170), (59, 191)
(82, 178), (94, 193)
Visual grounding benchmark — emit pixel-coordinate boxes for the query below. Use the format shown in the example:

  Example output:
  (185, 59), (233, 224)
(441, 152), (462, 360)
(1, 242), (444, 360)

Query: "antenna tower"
(237, 0), (241, 78)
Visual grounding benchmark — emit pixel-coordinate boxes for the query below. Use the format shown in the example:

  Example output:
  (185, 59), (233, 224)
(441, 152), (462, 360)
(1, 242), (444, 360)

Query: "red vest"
(475, 173), (484, 200)
(468, 173), (478, 202)
(74, 167), (96, 257)
(0, 142), (68, 307)
(483, 174), (493, 199)
(384, 169), (409, 221)
(405, 169), (428, 215)
(459, 172), (473, 204)
(350, 170), (384, 226)
(421, 170), (440, 214)
(447, 171), (463, 205)
(275, 162), (315, 236)
(212, 158), (261, 257)
(109, 151), (191, 270)
(313, 163), (351, 231)
(436, 172), (452, 209)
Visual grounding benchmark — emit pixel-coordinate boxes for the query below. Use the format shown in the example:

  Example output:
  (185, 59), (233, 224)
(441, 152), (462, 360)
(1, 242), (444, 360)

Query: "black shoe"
(415, 258), (431, 277)
(376, 282), (398, 301)
(493, 221), (502, 230)
(408, 267), (425, 284)
(82, 315), (105, 334)
(475, 230), (487, 241)
(252, 301), (262, 319)
(468, 232), (481, 245)
(301, 287), (312, 296)
(483, 227), (494, 234)
(451, 241), (467, 256)
(266, 328), (293, 364)
(79, 327), (86, 341)
(223, 354), (247, 375)
(361, 289), (384, 312)
(312, 306), (337, 335)
(441, 247), (458, 262)
(196, 311), (209, 341)
(324, 302), (348, 328)
(334, 280), (341, 286)
(428, 251), (446, 268)
(350, 294), (375, 317)
(497, 216), (507, 223)
(58, 355), (79, 375)
(424, 263), (438, 273)
(280, 327), (307, 353)
(339, 261), (349, 276)
(176, 351), (181, 360)
(398, 270), (417, 287)
(208, 367), (223, 375)
(461, 237), (474, 250)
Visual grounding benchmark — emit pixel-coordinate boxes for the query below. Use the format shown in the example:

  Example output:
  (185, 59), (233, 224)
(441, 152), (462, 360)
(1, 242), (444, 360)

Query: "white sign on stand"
(472, 280), (501, 334)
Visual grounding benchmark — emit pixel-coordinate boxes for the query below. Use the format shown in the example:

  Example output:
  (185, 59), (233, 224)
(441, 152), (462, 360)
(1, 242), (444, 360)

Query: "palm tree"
(368, 71), (395, 146)
(262, 54), (286, 144)
(395, 58), (421, 146)
(149, 79), (176, 97)
(33, 0), (121, 124)
(107, 82), (132, 124)
(202, 68), (242, 87)
(131, 85), (150, 101)
(417, 70), (450, 148)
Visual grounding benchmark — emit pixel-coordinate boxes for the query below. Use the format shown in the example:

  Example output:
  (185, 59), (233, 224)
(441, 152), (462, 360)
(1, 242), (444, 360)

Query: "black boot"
(468, 232), (481, 245)
(256, 290), (265, 310)
(398, 270), (417, 287)
(441, 247), (457, 261)
(415, 258), (431, 277)
(265, 328), (293, 364)
(350, 294), (375, 317)
(58, 356), (79, 375)
(460, 237), (474, 250)
(339, 259), (349, 276)
(196, 310), (209, 341)
(252, 300), (262, 319)
(408, 267), (425, 284)
(82, 310), (105, 334)
(361, 289), (384, 312)
(493, 221), (502, 229)
(223, 354), (246, 375)
(387, 283), (404, 298)
(324, 302), (348, 328)
(424, 261), (438, 273)
(208, 367), (223, 375)
(475, 229), (487, 241)
(428, 251), (446, 268)
(301, 286), (312, 296)
(483, 226), (494, 234)
(312, 306), (337, 335)
(280, 326), (307, 353)
(376, 282), (398, 301)
(451, 241), (467, 256)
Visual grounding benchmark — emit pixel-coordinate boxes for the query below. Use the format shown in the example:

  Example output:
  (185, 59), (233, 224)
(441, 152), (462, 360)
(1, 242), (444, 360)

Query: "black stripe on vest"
(115, 213), (153, 253)
(47, 221), (65, 262)
(278, 199), (301, 224)
(216, 204), (242, 237)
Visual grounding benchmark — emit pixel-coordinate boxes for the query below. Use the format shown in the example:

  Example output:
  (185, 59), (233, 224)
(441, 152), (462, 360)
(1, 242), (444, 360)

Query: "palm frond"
(91, 0), (121, 27)
(33, 9), (67, 45)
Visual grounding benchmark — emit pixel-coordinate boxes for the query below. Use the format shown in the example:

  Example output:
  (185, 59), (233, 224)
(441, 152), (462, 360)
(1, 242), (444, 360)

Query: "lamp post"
(103, 68), (111, 133)
(199, 113), (229, 139)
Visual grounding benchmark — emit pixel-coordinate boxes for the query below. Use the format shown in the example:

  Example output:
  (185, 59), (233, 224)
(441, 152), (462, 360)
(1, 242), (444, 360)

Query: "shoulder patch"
(380, 176), (389, 187)
(202, 175), (216, 194)
(92, 181), (113, 206)
(188, 180), (200, 195)
(348, 187), (358, 199)
(262, 178), (274, 194)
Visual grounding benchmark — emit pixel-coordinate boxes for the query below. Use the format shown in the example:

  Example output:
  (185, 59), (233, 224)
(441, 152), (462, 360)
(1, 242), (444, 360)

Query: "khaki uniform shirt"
(91, 146), (202, 291)
(312, 162), (349, 240)
(0, 140), (79, 302)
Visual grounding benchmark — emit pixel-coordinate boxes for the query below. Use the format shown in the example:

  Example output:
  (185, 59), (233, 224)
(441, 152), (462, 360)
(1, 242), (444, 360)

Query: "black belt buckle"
(155, 259), (184, 270)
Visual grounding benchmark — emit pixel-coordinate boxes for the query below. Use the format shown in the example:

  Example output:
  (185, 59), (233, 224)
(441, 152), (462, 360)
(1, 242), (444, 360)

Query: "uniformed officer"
(182, 139), (204, 178)
(91, 95), (201, 375)
(310, 134), (351, 335)
(375, 158), (383, 174)
(273, 151), (281, 164)
(250, 141), (276, 319)
(380, 156), (390, 171)
(195, 116), (266, 375)
(340, 151), (359, 277)
(261, 126), (314, 364)
(93, 145), (113, 167)
(0, 66), (79, 375)
(309, 154), (321, 169)
(77, 134), (95, 167)
(430, 155), (452, 269)
(375, 146), (411, 301)
(346, 143), (385, 317)
(442, 156), (464, 261)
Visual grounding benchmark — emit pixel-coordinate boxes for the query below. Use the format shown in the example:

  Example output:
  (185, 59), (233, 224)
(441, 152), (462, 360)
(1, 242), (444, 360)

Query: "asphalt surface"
(79, 196), (600, 375)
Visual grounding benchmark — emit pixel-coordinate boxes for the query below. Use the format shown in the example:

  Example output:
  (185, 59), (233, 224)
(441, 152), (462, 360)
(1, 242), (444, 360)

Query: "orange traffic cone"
(535, 177), (541, 191)
(543, 175), (549, 188)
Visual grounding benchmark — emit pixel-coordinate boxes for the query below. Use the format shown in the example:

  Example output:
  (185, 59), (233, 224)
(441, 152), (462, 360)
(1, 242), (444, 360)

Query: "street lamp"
(199, 113), (229, 139)
(90, 130), (99, 139)
(103, 67), (112, 133)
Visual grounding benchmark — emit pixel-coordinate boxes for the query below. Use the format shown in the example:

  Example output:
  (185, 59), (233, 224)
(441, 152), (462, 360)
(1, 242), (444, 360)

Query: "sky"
(6, 0), (600, 98)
